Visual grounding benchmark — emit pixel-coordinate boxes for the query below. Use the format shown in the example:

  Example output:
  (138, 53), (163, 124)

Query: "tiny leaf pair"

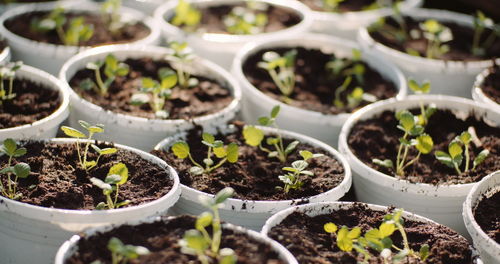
(91, 163), (130, 210)
(0, 138), (31, 200)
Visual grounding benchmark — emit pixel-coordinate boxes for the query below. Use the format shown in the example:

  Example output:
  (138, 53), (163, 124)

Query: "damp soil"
(348, 109), (500, 185)
(474, 190), (500, 243)
(369, 16), (500, 61)
(0, 141), (173, 210)
(0, 78), (60, 129)
(4, 11), (150, 46)
(151, 121), (345, 201)
(480, 63), (500, 104)
(69, 57), (233, 119)
(243, 47), (398, 115)
(66, 215), (284, 264)
(268, 203), (474, 264)
(300, 0), (378, 12)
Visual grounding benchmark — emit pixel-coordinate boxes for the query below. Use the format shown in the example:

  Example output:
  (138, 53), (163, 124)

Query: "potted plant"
(338, 92), (500, 236)
(298, 0), (422, 40)
(55, 188), (298, 264)
(472, 63), (500, 114)
(262, 201), (480, 263)
(463, 171), (500, 264)
(154, 0), (312, 69)
(359, 8), (500, 98)
(0, 0), (160, 74)
(0, 133), (181, 264)
(59, 44), (241, 151)
(152, 106), (352, 231)
(232, 33), (406, 147)
(0, 61), (69, 141)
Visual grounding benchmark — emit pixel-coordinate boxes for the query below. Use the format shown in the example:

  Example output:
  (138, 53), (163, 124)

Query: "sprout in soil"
(435, 129), (490, 174)
(100, 0), (123, 36)
(278, 150), (323, 193)
(60, 120), (117, 171)
(0, 138), (31, 200)
(419, 19), (453, 59)
(91, 162), (130, 210)
(80, 54), (130, 96)
(257, 49), (297, 103)
(165, 41), (199, 89)
(171, 0), (201, 32)
(472, 11), (500, 56)
(130, 67), (177, 119)
(243, 105), (299, 163)
(0, 61), (22, 104)
(324, 209), (430, 263)
(407, 79), (436, 126)
(368, 4), (409, 43)
(180, 187), (237, 264)
(90, 237), (150, 264)
(223, 2), (268, 35)
(171, 133), (239, 176)
(372, 110), (434, 176)
(326, 49), (365, 84)
(30, 6), (94, 46)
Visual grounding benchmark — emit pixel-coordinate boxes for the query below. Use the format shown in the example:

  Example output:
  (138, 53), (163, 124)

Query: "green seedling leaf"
(226, 143), (239, 163)
(214, 187), (234, 204)
(379, 222), (395, 238)
(243, 126), (264, 147)
(202, 133), (215, 146)
(473, 149), (489, 168)
(108, 237), (124, 252)
(61, 126), (86, 138)
(172, 141), (190, 159)
(415, 134), (434, 154)
(85, 160), (97, 168)
(337, 226), (353, 252)
(420, 244), (430, 261)
(258, 116), (270, 126)
(459, 131), (472, 145)
(2, 138), (16, 155)
(100, 148), (117, 155)
(13, 147), (27, 157)
(270, 105), (280, 118)
(219, 248), (237, 264)
(195, 212), (213, 229)
(284, 140), (299, 155)
(213, 147), (227, 159)
(448, 140), (463, 159)
(372, 158), (394, 169)
(324, 222), (338, 233)
(90, 177), (112, 190)
(108, 162), (128, 185)
(105, 174), (122, 184)
(13, 162), (30, 178)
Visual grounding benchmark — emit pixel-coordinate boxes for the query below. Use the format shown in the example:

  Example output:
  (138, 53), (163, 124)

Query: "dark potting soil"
(69, 58), (233, 119)
(423, 0), (500, 22)
(348, 109), (500, 185)
(474, 190), (500, 243)
(66, 215), (285, 264)
(0, 141), (173, 210)
(370, 16), (500, 61)
(151, 121), (345, 201)
(0, 79), (60, 129)
(300, 0), (378, 12)
(480, 63), (500, 104)
(243, 47), (398, 115)
(4, 11), (150, 46)
(268, 203), (473, 264)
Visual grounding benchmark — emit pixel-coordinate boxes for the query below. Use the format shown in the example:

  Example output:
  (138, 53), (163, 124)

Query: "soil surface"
(66, 215), (284, 264)
(423, 0), (500, 22)
(348, 109), (500, 185)
(243, 47), (398, 114)
(0, 141), (173, 210)
(0, 78), (60, 129)
(474, 190), (500, 243)
(152, 121), (345, 201)
(268, 203), (473, 264)
(370, 16), (500, 61)
(480, 63), (500, 104)
(5, 11), (150, 46)
(69, 57), (233, 119)
(300, 0), (378, 12)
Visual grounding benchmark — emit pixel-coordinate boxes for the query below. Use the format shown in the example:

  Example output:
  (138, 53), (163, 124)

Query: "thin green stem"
(206, 158), (227, 173)
(114, 185), (120, 206)
(106, 193), (114, 209)
(464, 144), (470, 172)
(397, 224), (410, 251)
(419, 102), (426, 125)
(82, 133), (94, 170)
(453, 162), (462, 175)
(76, 140), (83, 168)
(268, 69), (292, 98)
(56, 26), (67, 46)
(187, 154), (204, 169)
(8, 76), (14, 97)
(472, 27), (483, 54)
(396, 133), (407, 174)
(401, 152), (421, 171)
(94, 68), (107, 95)
(6, 156), (12, 196)
(206, 146), (212, 171)
(211, 206), (222, 254)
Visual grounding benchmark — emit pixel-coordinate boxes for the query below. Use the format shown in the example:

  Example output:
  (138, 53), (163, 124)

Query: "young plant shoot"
(0, 138), (31, 200)
(165, 41), (199, 89)
(223, 2), (268, 35)
(81, 54), (130, 96)
(101, 0), (123, 36)
(180, 187), (237, 264)
(368, 4), (408, 43)
(278, 150), (323, 193)
(171, 0), (201, 32)
(91, 237), (150, 264)
(243, 105), (299, 163)
(90, 163), (130, 209)
(171, 133), (239, 175)
(257, 49), (297, 103)
(60, 120), (117, 171)
(407, 79), (436, 126)
(472, 11), (500, 56)
(419, 19), (453, 59)
(0, 61), (23, 104)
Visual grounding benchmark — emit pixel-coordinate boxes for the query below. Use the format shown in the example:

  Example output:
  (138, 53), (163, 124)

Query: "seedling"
(180, 187), (237, 264)
(472, 11), (500, 56)
(0, 61), (22, 104)
(278, 150), (323, 193)
(90, 237), (150, 264)
(243, 105), (298, 163)
(419, 19), (453, 59)
(322, 0), (345, 12)
(368, 4), (408, 43)
(172, 133), (239, 175)
(435, 130), (490, 174)
(223, 3), (268, 35)
(257, 49), (297, 103)
(130, 67), (178, 119)
(91, 163), (130, 209)
(326, 49), (365, 84)
(0, 138), (31, 200)
(60, 120), (117, 171)
(101, 0), (123, 36)
(165, 41), (199, 89)
(407, 79), (436, 125)
(372, 110), (434, 176)
(171, 0), (201, 32)
(81, 54), (130, 96)
(324, 209), (430, 263)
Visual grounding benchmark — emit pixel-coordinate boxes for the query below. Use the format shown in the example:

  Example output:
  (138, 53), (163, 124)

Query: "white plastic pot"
(0, 1), (160, 75)
(359, 8), (500, 98)
(232, 33), (407, 148)
(261, 201), (483, 263)
(472, 67), (500, 114)
(55, 215), (298, 264)
(0, 138), (181, 264)
(0, 64), (69, 141)
(0, 44), (10, 65)
(154, 0), (313, 70)
(59, 44), (241, 151)
(123, 0), (168, 15)
(154, 124), (352, 231)
(338, 95), (500, 237)
(0, 0), (87, 14)
(309, 0), (422, 40)
(463, 171), (500, 264)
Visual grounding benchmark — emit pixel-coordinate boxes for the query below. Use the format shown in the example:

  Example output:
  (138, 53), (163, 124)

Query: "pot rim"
(472, 66), (500, 111)
(309, 0), (421, 20)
